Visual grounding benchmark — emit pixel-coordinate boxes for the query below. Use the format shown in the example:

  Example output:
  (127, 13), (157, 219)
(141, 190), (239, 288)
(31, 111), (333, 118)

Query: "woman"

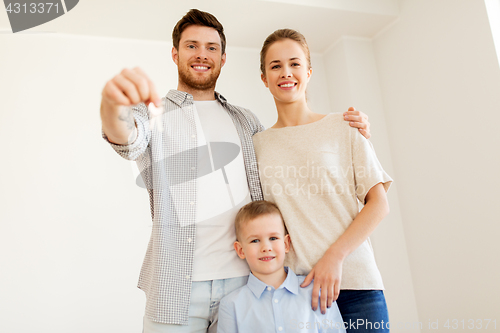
(252, 29), (393, 332)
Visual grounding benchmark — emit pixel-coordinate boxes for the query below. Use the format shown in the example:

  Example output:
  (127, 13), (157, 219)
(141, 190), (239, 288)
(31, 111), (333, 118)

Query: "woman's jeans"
(336, 290), (390, 333)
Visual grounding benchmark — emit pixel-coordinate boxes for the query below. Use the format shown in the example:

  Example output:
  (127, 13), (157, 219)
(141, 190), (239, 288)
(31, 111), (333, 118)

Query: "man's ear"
(261, 73), (269, 88)
(284, 234), (291, 254)
(234, 241), (246, 259)
(221, 52), (227, 68)
(172, 47), (179, 65)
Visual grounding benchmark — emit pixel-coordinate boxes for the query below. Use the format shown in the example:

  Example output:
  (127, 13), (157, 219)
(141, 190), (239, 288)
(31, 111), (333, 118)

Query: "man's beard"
(178, 62), (221, 91)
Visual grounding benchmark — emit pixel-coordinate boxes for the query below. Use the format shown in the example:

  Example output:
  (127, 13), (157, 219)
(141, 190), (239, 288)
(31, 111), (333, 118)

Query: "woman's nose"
(281, 71), (292, 78)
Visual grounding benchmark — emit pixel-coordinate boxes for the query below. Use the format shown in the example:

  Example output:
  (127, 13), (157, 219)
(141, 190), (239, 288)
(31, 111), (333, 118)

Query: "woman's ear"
(284, 234), (291, 254)
(307, 67), (313, 81)
(234, 241), (246, 259)
(261, 73), (269, 88)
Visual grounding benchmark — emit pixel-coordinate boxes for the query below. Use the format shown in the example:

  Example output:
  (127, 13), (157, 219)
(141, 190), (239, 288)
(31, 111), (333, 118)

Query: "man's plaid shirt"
(103, 90), (264, 325)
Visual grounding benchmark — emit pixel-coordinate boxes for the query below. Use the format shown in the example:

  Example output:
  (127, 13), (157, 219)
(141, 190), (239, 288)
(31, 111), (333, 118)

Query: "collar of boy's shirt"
(247, 267), (299, 298)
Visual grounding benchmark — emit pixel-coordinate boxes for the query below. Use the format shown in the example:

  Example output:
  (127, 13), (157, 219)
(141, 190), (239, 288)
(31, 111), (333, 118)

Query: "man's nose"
(196, 48), (208, 60)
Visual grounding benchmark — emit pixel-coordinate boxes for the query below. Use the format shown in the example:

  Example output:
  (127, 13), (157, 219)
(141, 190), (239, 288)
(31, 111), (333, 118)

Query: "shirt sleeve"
(218, 297), (239, 333)
(101, 102), (151, 161)
(253, 112), (265, 134)
(351, 127), (393, 204)
(242, 107), (265, 135)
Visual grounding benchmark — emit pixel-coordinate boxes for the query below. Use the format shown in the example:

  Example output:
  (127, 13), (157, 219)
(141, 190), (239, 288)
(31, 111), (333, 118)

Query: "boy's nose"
(261, 243), (272, 252)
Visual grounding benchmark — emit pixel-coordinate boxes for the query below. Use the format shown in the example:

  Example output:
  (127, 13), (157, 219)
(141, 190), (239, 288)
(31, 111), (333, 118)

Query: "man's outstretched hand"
(101, 67), (161, 110)
(100, 67), (162, 145)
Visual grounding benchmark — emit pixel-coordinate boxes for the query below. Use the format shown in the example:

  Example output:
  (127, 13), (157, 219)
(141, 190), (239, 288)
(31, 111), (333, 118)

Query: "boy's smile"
(234, 213), (290, 287)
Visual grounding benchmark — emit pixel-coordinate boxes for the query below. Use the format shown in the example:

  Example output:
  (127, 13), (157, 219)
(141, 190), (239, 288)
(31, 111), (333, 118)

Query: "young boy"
(218, 201), (346, 333)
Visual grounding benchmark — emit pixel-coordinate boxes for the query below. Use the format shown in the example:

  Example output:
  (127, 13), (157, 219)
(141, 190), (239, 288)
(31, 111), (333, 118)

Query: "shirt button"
(278, 327), (283, 331)
(190, 202), (194, 205)
(187, 238), (192, 243)
(191, 135), (195, 138)
(191, 167), (195, 170)
(267, 287), (272, 291)
(274, 299), (278, 303)
(186, 275), (190, 280)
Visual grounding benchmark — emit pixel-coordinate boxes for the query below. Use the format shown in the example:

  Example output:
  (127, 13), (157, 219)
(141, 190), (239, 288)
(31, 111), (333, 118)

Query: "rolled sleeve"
(101, 103), (151, 161)
(351, 129), (393, 204)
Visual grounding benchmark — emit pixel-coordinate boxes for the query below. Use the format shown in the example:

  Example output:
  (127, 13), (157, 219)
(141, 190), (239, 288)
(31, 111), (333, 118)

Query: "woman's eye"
(271, 65), (280, 69)
(292, 63), (300, 67)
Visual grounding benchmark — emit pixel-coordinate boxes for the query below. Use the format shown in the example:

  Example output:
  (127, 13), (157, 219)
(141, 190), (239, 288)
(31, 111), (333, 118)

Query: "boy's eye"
(250, 239), (259, 243)
(270, 237), (278, 241)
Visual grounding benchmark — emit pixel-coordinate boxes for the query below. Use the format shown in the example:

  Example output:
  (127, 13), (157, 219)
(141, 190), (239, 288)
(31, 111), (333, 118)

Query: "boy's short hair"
(172, 8), (226, 54)
(235, 200), (286, 241)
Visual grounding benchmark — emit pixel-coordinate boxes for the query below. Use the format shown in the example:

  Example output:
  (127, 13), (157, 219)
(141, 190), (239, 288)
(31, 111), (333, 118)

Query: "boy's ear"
(284, 234), (291, 254)
(234, 241), (246, 259)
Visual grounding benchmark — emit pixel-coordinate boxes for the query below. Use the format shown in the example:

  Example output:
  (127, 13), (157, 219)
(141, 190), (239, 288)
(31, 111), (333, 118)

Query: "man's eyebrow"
(183, 40), (220, 46)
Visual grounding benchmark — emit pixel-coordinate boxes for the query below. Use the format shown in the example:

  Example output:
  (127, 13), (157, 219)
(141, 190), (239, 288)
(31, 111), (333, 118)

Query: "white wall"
(373, 0), (500, 330)
(5, 1), (498, 331)
(0, 33), (330, 333)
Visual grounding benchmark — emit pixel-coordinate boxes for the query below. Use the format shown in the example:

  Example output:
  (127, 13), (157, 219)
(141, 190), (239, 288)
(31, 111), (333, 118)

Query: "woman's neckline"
(268, 113), (332, 130)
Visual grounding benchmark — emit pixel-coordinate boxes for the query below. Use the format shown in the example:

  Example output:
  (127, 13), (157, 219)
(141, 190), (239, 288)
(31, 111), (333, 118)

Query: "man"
(100, 9), (371, 333)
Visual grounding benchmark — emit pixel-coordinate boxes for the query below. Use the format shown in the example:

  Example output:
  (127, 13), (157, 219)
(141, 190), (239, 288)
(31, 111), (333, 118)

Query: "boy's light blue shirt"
(218, 267), (346, 333)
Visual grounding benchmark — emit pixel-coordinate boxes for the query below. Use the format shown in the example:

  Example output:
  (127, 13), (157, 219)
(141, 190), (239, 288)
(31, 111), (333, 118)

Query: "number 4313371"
(443, 319), (496, 329)
(6, 3), (59, 14)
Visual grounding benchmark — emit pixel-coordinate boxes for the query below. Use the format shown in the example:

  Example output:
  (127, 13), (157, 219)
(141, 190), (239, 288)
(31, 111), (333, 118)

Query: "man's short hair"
(234, 200), (286, 241)
(172, 9), (226, 54)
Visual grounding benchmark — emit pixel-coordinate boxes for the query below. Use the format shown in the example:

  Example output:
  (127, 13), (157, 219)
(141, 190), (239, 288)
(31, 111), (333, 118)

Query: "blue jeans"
(337, 290), (390, 333)
(143, 275), (248, 333)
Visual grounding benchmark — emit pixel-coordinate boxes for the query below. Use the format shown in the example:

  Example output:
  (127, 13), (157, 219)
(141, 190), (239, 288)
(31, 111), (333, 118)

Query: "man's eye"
(209, 47), (217, 51)
(188, 45), (195, 49)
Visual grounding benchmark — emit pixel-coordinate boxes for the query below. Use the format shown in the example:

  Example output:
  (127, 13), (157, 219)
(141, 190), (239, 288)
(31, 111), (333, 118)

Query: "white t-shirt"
(191, 100), (251, 281)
